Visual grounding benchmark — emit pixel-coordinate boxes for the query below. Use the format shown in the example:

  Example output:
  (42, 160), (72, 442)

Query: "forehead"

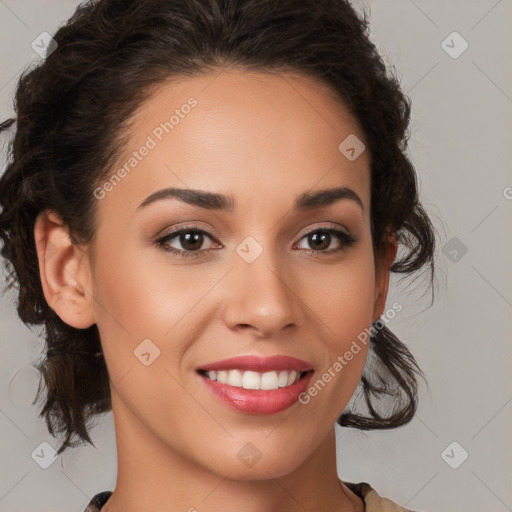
(97, 68), (370, 222)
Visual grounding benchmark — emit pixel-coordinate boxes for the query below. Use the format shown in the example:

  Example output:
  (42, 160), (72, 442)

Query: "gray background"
(1, 1), (511, 511)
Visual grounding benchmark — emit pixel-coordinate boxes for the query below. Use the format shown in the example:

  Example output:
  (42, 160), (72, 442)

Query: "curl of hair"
(0, 0), (437, 454)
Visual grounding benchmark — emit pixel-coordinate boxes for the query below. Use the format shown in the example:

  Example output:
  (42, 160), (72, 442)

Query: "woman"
(0, 0), (436, 510)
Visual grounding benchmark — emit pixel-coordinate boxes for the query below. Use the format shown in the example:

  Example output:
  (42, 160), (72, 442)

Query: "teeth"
(227, 369), (243, 387)
(206, 369), (302, 390)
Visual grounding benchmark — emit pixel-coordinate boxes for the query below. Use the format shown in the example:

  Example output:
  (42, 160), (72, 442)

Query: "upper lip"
(197, 355), (313, 373)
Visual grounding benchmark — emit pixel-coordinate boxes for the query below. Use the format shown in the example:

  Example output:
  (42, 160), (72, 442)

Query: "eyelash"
(154, 224), (357, 259)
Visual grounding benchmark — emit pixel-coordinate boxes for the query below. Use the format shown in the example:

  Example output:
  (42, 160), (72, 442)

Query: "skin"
(34, 68), (397, 512)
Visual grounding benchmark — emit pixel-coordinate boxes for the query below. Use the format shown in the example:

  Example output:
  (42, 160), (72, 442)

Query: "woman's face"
(59, 69), (395, 478)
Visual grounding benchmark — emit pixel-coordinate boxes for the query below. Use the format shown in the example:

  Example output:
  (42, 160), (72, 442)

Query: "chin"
(203, 449), (308, 482)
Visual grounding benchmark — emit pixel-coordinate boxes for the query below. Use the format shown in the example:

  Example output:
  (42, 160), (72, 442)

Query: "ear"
(372, 231), (399, 324)
(34, 209), (95, 329)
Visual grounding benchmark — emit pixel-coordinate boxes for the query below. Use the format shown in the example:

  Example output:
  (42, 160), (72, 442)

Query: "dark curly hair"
(0, 0), (437, 455)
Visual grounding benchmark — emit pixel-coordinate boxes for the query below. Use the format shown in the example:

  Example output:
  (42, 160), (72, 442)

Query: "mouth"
(197, 368), (314, 414)
(196, 368), (314, 391)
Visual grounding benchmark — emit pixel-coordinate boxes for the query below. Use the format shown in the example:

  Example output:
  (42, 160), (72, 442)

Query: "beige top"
(83, 480), (418, 511)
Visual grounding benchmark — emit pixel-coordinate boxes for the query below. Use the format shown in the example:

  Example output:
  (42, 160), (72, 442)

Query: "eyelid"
(298, 222), (351, 238)
(153, 221), (222, 242)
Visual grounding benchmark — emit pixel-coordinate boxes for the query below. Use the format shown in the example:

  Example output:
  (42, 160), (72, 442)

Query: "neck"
(101, 392), (364, 512)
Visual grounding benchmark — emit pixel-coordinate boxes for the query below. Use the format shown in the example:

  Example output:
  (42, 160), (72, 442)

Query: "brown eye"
(295, 227), (356, 254)
(174, 231), (205, 251)
(155, 227), (218, 259)
(307, 231), (332, 251)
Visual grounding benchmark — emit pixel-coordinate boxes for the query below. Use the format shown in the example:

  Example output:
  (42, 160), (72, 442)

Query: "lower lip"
(199, 371), (314, 414)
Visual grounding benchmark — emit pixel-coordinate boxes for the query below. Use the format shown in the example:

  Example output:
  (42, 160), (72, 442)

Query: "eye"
(155, 225), (219, 259)
(294, 226), (357, 255)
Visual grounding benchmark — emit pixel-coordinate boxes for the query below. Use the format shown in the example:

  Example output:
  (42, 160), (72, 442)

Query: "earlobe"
(372, 232), (399, 323)
(34, 209), (95, 329)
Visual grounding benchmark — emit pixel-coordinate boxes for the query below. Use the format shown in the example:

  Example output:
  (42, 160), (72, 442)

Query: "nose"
(221, 246), (300, 338)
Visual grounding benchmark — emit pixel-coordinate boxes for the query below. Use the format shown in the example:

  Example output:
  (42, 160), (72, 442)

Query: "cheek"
(329, 262), (376, 338)
(302, 244), (376, 396)
(304, 242), (377, 340)
(90, 242), (217, 375)
(296, 278), (374, 425)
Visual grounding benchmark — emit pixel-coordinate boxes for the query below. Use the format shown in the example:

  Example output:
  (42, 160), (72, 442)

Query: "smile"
(198, 368), (309, 390)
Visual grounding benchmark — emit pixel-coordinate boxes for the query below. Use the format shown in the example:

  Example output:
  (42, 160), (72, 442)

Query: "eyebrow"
(137, 185), (364, 212)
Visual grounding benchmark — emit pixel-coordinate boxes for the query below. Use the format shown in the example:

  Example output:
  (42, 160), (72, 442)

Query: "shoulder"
(83, 491), (112, 512)
(342, 480), (421, 512)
